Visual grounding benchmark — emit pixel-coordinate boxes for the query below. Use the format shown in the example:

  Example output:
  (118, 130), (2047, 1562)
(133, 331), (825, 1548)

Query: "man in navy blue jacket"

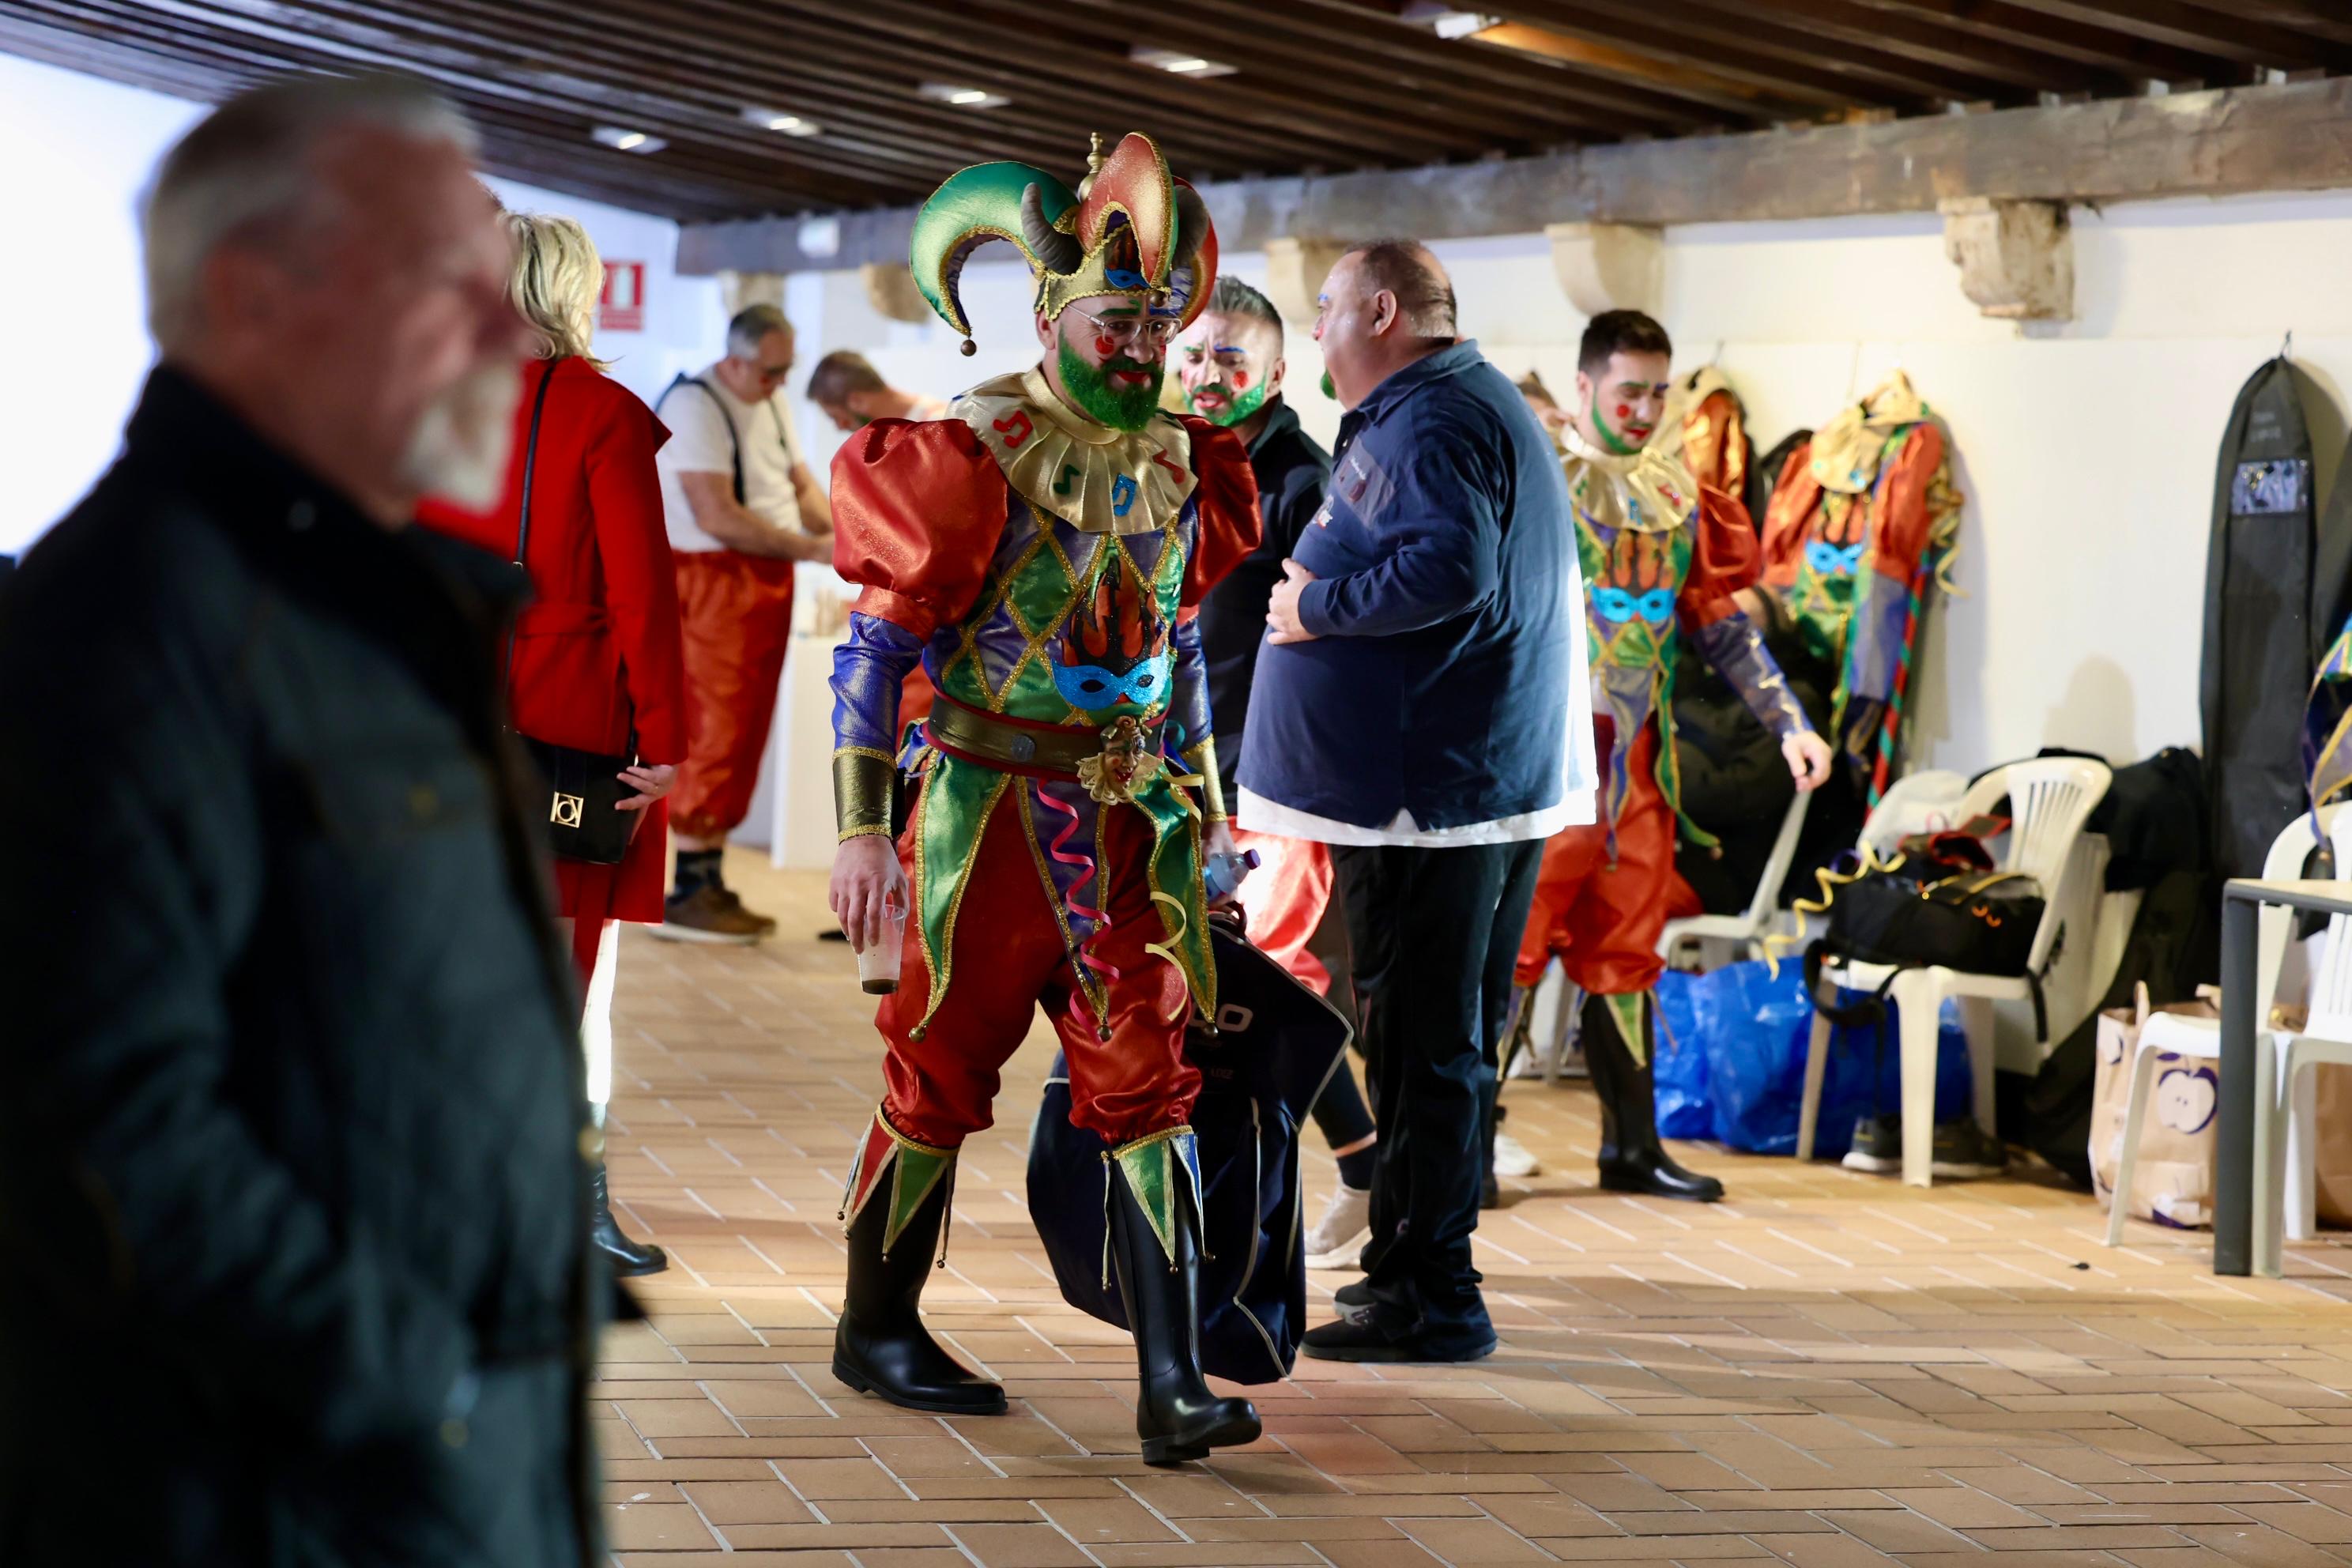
(1239, 241), (1594, 1363)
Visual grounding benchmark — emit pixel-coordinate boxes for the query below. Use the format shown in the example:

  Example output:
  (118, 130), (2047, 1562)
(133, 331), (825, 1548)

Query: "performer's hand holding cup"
(831, 835), (907, 993)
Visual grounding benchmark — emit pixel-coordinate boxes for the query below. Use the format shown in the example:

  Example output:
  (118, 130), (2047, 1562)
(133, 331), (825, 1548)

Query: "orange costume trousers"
(875, 787), (1198, 1150)
(1514, 724), (1674, 996)
(671, 550), (795, 842)
(1231, 827), (1332, 995)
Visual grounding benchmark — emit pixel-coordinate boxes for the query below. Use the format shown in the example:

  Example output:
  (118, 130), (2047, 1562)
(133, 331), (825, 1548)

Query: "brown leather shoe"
(710, 884), (778, 937)
(653, 884), (766, 944)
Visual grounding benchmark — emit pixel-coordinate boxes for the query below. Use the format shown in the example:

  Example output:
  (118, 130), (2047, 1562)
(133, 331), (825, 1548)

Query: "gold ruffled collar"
(1809, 369), (1939, 496)
(1560, 423), (1699, 537)
(1653, 365), (1735, 466)
(956, 368), (1196, 536)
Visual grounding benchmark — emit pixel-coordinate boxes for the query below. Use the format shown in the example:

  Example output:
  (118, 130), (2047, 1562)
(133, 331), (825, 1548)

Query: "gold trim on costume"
(957, 368), (1197, 537)
(1181, 737), (1226, 823)
(1809, 369), (1936, 496)
(1559, 424), (1701, 537)
(832, 748), (897, 842)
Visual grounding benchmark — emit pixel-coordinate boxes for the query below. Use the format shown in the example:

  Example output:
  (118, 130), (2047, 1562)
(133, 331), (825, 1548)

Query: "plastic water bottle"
(1201, 848), (1261, 905)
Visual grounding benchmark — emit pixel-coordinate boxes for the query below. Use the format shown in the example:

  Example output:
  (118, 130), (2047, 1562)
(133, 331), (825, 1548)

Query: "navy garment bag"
(1026, 915), (1350, 1384)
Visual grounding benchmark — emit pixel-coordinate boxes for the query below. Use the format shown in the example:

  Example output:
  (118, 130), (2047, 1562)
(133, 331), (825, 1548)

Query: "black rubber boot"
(832, 1169), (1006, 1415)
(1582, 991), (1724, 1203)
(1106, 1165), (1261, 1465)
(591, 1164), (669, 1276)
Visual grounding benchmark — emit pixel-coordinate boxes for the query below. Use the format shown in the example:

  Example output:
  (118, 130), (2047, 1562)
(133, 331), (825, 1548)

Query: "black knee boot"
(832, 1117), (1005, 1415)
(1106, 1129), (1261, 1466)
(1581, 990), (1723, 1203)
(591, 1164), (669, 1276)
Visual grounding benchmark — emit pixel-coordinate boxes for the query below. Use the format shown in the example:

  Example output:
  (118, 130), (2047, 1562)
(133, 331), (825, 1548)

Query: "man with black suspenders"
(653, 303), (834, 941)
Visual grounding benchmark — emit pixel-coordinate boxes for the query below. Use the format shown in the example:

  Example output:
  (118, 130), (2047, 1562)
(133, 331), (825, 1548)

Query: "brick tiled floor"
(598, 854), (2352, 1566)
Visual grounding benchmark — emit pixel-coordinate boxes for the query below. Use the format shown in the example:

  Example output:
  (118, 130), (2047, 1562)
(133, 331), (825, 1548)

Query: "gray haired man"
(653, 303), (834, 940)
(0, 77), (602, 1564)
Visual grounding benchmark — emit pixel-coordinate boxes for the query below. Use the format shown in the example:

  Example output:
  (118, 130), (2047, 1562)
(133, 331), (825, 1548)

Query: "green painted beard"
(1592, 401), (1642, 456)
(1189, 379), (1268, 428)
(1058, 339), (1165, 431)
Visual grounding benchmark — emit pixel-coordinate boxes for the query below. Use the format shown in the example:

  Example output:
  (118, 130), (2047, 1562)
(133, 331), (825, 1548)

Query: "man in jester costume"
(1515, 311), (1832, 1201)
(825, 134), (1263, 1464)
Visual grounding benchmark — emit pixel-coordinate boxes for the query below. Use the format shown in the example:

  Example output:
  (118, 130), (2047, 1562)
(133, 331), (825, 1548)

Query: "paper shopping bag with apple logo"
(2090, 986), (2219, 1229)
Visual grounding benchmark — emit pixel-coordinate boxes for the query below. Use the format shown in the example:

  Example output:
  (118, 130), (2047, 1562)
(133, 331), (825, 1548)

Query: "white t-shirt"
(656, 366), (808, 552)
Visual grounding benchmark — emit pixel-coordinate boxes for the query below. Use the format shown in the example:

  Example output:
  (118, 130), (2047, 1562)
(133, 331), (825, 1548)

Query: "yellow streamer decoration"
(1146, 888), (1193, 1022)
(1762, 842), (1908, 978)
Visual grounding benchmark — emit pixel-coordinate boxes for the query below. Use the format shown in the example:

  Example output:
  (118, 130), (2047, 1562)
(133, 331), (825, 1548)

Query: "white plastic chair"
(2104, 806), (2335, 1266)
(1795, 756), (2111, 1186)
(1658, 789), (1815, 972)
(1858, 770), (1967, 860)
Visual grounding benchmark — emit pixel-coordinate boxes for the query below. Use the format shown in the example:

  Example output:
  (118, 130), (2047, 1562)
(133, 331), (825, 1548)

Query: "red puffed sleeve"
(1676, 484), (1763, 629)
(830, 417), (1009, 641)
(1758, 439), (1820, 592)
(1868, 422), (1947, 586)
(1178, 416), (1263, 609)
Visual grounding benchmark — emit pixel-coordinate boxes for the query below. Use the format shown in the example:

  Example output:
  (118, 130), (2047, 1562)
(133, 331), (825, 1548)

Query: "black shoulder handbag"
(510, 359), (638, 865)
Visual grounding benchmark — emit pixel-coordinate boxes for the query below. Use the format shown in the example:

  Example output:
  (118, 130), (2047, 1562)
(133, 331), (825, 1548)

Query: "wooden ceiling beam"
(1463, 7), (1879, 112)
(659, 0), (1482, 170)
(472, 0), (1273, 187)
(1667, 0), (2124, 93)
(178, 0), (937, 197)
(679, 75), (2352, 272)
(23, 0), (882, 208)
(1149, 0), (1792, 131)
(1006, 2), (1626, 145)
(311, 0), (1132, 185)
(2225, 2), (2352, 49)
(1853, 0), (2231, 80)
(1044, 0), (1758, 132)
(0, 11), (763, 219)
(1450, 20), (1849, 118)
(1481, 0), (2006, 107)
(615, 0), (1387, 180)
(1982, 1), (2350, 70)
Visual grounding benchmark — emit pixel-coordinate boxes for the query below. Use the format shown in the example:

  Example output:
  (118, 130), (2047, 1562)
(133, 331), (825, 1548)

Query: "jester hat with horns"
(910, 132), (1219, 353)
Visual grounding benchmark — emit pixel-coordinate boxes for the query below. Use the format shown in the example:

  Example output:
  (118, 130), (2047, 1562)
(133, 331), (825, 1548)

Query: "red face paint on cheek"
(1233, 371), (1250, 389)
(1616, 404), (1632, 418)
(1095, 336), (1118, 359)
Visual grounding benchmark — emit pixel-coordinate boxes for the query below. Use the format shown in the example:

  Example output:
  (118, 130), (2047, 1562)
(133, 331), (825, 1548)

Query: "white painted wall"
(13, 47), (2352, 803)
(782, 193), (2352, 782)
(0, 54), (727, 556)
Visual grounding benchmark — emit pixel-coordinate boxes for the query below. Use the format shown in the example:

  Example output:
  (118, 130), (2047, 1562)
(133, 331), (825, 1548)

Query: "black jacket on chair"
(0, 368), (599, 1566)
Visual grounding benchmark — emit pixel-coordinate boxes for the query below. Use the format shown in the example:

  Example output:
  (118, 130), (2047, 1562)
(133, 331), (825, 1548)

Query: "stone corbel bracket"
(861, 262), (931, 325)
(718, 270), (785, 316)
(1940, 197), (2073, 321)
(1263, 237), (1351, 330)
(1546, 221), (1664, 318)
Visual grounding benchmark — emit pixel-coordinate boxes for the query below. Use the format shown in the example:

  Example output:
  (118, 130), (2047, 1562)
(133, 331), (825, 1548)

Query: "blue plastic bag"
(1652, 971), (1715, 1139)
(1660, 960), (1971, 1156)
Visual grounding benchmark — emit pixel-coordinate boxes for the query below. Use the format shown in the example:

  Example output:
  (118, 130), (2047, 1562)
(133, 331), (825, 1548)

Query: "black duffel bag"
(1801, 818), (2056, 1040)
(1026, 914), (1349, 1385)
(1823, 865), (2045, 976)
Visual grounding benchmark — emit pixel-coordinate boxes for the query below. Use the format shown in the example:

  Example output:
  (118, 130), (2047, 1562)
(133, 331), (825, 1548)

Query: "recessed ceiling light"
(1400, 4), (1499, 40)
(741, 106), (823, 136)
(1131, 46), (1236, 77)
(591, 124), (666, 154)
(919, 81), (1010, 108)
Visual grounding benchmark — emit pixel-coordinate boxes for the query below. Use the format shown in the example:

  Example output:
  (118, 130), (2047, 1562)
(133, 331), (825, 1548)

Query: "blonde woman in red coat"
(420, 213), (688, 1275)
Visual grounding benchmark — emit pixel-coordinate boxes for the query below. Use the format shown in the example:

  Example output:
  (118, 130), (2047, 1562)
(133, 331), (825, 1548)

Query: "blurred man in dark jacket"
(1242, 240), (1593, 1363)
(0, 77), (598, 1566)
